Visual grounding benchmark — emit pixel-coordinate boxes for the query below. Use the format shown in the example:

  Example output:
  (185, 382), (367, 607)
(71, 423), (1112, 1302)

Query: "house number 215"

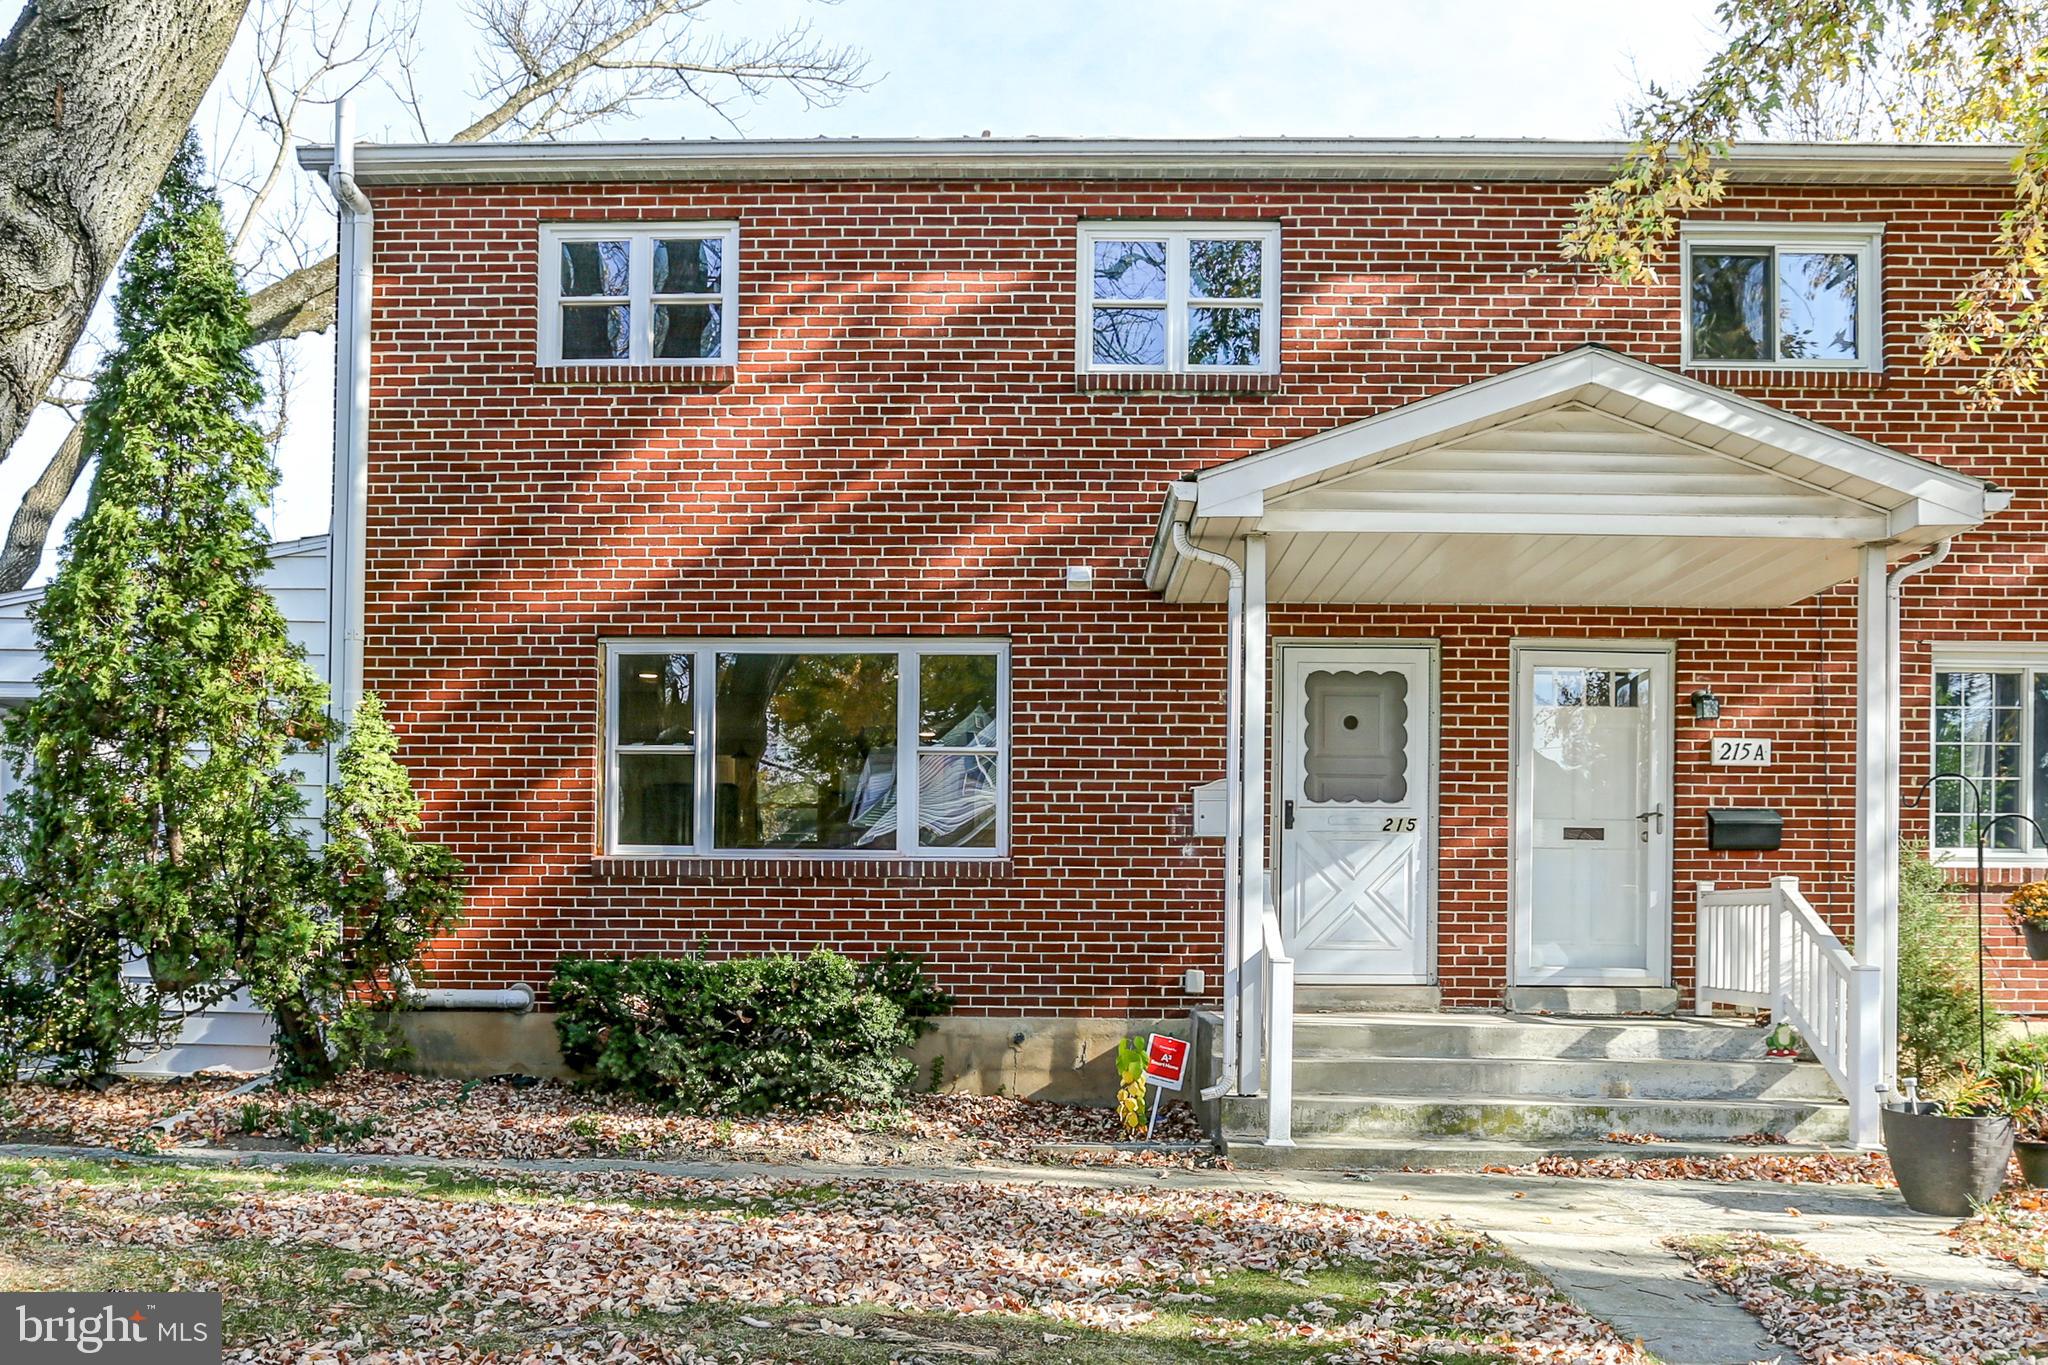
(1381, 817), (1419, 832)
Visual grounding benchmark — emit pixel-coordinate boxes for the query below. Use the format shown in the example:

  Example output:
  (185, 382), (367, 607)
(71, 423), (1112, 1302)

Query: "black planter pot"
(1884, 1103), (2014, 1216)
(2019, 1141), (2048, 1189)
(2025, 923), (2048, 961)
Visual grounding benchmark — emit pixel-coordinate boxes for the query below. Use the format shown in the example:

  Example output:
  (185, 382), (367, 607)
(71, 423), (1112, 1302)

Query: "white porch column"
(1854, 544), (1895, 1140)
(1239, 535), (1269, 1090)
(1243, 533), (1291, 1146)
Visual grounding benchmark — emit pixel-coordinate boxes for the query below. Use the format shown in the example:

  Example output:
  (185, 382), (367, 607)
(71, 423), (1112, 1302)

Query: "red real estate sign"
(1144, 1033), (1189, 1092)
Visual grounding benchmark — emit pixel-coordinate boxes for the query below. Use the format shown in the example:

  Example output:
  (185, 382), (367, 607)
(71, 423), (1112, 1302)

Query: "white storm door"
(1280, 645), (1435, 983)
(1512, 647), (1672, 986)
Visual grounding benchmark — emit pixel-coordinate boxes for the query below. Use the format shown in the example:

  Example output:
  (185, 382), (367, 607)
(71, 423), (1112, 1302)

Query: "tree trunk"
(0, 0), (251, 466)
(0, 417), (83, 590)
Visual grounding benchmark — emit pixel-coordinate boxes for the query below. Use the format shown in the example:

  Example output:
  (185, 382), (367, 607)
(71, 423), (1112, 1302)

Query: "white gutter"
(293, 137), (2021, 187)
(326, 101), (372, 730)
(1169, 490), (1247, 1102)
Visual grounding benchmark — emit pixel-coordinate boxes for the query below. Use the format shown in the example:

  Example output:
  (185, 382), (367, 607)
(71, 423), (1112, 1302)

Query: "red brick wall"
(362, 174), (2048, 1016)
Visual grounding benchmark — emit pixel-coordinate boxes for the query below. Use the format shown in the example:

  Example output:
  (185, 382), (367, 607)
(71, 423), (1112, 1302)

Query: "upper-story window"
(1078, 223), (1280, 374)
(538, 223), (738, 365)
(1680, 224), (1882, 370)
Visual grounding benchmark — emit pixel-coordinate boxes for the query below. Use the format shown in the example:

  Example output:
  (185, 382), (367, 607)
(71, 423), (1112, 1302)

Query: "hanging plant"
(2008, 881), (2048, 960)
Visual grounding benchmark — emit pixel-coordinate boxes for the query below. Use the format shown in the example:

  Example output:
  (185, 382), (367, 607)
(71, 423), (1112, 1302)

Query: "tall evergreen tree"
(0, 135), (332, 1075)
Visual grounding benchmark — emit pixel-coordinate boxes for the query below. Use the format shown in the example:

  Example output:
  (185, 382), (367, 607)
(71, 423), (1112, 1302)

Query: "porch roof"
(1145, 346), (2004, 609)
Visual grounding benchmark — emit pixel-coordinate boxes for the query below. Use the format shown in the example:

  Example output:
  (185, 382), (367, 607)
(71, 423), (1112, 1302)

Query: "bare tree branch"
(455, 0), (872, 142)
(0, 420), (87, 592)
(247, 255), (337, 344)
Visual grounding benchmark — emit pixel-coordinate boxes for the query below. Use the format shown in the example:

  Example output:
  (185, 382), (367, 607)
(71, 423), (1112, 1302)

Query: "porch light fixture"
(1689, 688), (1722, 721)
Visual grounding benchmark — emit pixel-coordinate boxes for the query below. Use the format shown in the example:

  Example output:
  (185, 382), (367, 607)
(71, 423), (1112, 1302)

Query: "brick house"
(292, 133), (2047, 1159)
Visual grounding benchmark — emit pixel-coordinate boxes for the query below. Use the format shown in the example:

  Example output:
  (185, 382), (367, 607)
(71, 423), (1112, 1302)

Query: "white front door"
(1279, 644), (1435, 982)
(1512, 646), (1673, 986)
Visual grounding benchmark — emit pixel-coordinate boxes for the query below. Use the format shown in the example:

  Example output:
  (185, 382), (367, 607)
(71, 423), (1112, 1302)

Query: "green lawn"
(0, 1158), (1645, 1364)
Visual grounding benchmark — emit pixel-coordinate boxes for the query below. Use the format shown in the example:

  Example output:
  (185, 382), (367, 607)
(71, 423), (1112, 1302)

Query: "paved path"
(5, 1142), (2043, 1365)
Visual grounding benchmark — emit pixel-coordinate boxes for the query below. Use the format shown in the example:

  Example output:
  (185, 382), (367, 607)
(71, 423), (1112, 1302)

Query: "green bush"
(552, 948), (949, 1113)
(1897, 843), (2001, 1084)
(857, 948), (955, 1041)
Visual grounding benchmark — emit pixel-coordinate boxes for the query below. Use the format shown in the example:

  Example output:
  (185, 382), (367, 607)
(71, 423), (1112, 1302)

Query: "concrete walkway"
(4, 1141), (2042, 1365)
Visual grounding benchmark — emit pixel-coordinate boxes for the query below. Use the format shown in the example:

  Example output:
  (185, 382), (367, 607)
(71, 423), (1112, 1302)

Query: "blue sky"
(0, 0), (1730, 582)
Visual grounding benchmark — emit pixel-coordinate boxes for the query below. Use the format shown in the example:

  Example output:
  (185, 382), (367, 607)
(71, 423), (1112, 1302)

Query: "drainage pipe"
(392, 968), (536, 1013)
(1881, 537), (1953, 1087)
(407, 984), (535, 1012)
(1172, 505), (1247, 1102)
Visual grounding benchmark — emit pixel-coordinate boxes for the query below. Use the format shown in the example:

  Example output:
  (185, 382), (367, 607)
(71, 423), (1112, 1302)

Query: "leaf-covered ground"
(0, 1075), (1907, 1187)
(1490, 1152), (1895, 1186)
(1954, 1188), (2048, 1277)
(1674, 1231), (2048, 1363)
(0, 1158), (1652, 1364)
(0, 1074), (1213, 1169)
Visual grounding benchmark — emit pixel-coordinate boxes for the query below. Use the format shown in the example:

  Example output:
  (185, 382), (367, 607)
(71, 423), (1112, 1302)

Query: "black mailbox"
(1706, 808), (1783, 851)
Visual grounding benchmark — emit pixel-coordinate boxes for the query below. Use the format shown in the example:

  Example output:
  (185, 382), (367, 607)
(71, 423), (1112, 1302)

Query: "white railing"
(1258, 904), (1294, 1147)
(1695, 883), (1776, 1012)
(1696, 876), (1882, 1147)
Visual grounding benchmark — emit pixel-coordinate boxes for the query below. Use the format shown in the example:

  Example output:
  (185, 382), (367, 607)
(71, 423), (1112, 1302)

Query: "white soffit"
(1153, 347), (1995, 608)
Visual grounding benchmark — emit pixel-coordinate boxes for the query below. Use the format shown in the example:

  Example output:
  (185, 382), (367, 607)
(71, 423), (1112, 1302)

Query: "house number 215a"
(1381, 817), (1419, 832)
(1710, 737), (1773, 766)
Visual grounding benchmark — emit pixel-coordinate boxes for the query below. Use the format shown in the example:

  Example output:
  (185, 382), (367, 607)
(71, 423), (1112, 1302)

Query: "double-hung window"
(1930, 651), (2048, 856)
(539, 224), (738, 365)
(1078, 223), (1280, 374)
(1680, 224), (1881, 370)
(605, 640), (1008, 857)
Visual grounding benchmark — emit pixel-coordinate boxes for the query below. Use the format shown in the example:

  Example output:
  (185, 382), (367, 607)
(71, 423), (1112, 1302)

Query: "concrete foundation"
(395, 1008), (1191, 1108)
(397, 1010), (572, 1078)
(910, 1016), (1188, 1106)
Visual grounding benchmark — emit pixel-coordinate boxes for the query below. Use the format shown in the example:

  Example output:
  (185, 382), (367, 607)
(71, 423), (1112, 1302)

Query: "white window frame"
(1075, 222), (1281, 375)
(1928, 645), (2048, 863)
(538, 223), (739, 366)
(602, 638), (1009, 859)
(1678, 222), (1883, 372)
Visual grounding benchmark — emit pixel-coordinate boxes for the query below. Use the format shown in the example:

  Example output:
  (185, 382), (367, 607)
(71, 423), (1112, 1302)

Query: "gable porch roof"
(1146, 346), (2003, 609)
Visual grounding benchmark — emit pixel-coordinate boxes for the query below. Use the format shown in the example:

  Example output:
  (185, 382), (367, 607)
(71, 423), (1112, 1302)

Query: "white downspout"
(1882, 537), (1952, 1088)
(327, 101), (373, 731)
(1173, 507), (1246, 1102)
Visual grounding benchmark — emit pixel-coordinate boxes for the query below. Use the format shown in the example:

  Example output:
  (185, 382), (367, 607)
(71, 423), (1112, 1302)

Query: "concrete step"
(1293, 1013), (1773, 1062)
(1504, 986), (1679, 1016)
(1223, 1135), (1859, 1172)
(1222, 1093), (1851, 1144)
(1291, 1054), (1841, 1102)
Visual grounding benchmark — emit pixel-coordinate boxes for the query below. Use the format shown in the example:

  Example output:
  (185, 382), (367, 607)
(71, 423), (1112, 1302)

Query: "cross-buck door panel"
(1280, 645), (1435, 983)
